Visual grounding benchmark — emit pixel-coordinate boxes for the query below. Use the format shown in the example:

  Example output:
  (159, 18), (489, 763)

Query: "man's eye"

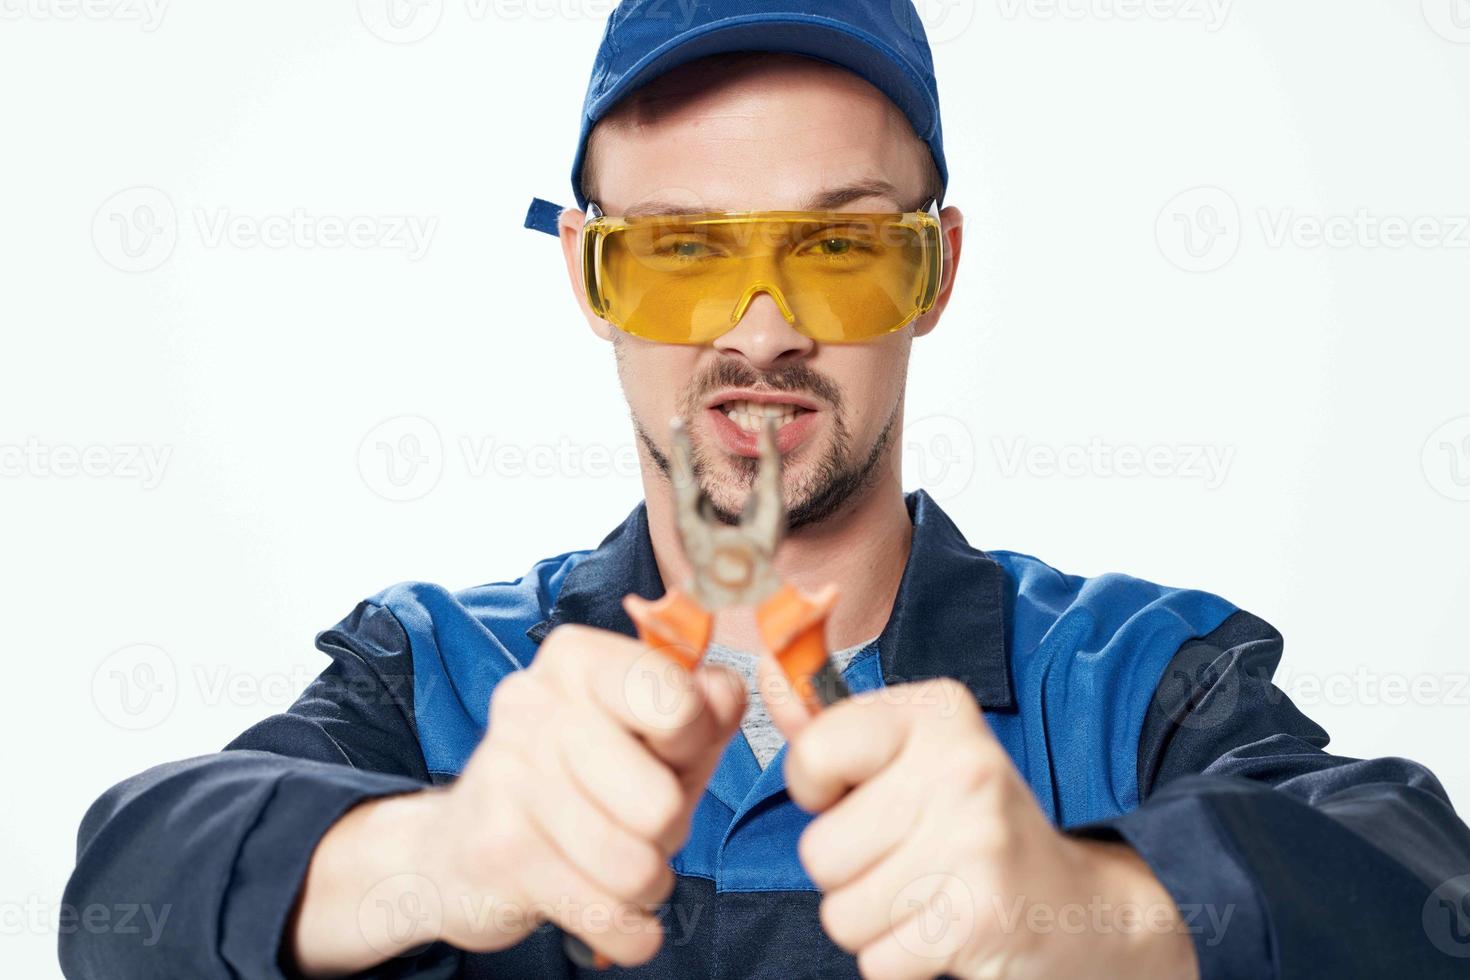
(800, 235), (872, 258)
(656, 239), (715, 259)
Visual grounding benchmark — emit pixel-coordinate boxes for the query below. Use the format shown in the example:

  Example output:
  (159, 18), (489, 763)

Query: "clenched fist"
(289, 623), (746, 976)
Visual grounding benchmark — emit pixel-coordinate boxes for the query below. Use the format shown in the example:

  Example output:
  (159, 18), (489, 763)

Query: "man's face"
(560, 55), (961, 530)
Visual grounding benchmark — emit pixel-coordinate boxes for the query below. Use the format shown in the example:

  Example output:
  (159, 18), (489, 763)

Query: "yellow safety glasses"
(580, 200), (944, 344)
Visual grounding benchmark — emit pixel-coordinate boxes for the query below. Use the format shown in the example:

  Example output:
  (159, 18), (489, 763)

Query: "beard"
(628, 353), (902, 533)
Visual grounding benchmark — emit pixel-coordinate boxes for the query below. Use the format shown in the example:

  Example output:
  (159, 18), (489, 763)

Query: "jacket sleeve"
(59, 599), (465, 980)
(1067, 609), (1470, 979)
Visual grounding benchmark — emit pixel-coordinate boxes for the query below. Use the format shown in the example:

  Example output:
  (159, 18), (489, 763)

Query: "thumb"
(692, 663), (747, 740)
(659, 665), (746, 851)
(757, 654), (816, 741)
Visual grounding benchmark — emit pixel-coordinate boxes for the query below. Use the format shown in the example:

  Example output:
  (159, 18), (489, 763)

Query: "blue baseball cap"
(524, 0), (948, 236)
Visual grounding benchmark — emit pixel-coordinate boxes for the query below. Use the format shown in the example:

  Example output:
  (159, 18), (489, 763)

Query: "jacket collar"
(526, 489), (1014, 711)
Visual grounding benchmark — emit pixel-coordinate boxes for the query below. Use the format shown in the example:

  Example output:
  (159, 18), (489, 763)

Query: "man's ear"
(557, 207), (616, 341)
(912, 204), (964, 340)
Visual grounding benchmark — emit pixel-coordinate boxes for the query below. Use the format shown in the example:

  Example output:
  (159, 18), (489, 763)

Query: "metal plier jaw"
(623, 415), (850, 712)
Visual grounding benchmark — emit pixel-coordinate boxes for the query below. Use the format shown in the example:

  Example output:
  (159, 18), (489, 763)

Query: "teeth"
(721, 400), (804, 433)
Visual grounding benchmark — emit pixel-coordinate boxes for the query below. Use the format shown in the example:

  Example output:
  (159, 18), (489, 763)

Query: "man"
(62, 2), (1470, 978)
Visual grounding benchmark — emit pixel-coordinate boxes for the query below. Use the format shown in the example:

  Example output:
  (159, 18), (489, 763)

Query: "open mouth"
(704, 391), (821, 457)
(717, 399), (815, 433)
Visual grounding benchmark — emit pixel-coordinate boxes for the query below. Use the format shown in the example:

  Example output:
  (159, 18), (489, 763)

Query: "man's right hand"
(288, 623), (746, 977)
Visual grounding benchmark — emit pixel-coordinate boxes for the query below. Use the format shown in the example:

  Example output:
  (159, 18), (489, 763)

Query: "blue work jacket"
(60, 491), (1470, 978)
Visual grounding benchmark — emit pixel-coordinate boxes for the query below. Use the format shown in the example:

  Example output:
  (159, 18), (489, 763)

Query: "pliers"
(566, 416), (849, 969)
(623, 414), (849, 711)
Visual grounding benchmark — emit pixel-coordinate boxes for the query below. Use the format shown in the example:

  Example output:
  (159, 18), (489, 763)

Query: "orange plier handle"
(755, 582), (846, 712)
(626, 583), (847, 711)
(621, 589), (714, 670)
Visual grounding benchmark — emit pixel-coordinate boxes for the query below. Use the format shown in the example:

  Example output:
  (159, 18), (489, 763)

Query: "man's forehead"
(620, 178), (910, 217)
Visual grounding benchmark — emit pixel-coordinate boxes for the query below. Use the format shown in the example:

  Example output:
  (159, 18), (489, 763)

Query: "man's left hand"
(761, 670), (1201, 980)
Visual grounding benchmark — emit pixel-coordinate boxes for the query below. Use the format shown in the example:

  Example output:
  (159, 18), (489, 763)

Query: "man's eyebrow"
(621, 179), (907, 217)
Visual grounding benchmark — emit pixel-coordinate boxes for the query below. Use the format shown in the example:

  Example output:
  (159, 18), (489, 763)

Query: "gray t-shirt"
(703, 635), (879, 768)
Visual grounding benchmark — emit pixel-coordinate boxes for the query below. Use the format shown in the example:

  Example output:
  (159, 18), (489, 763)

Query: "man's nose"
(713, 286), (814, 369)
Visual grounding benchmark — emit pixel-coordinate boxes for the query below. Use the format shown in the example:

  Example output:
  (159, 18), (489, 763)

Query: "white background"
(3, 0), (1469, 975)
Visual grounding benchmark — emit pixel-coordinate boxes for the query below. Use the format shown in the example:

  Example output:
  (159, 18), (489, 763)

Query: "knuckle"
(640, 785), (684, 839)
(797, 827), (835, 886)
(489, 669), (536, 714)
(539, 624), (592, 665)
(951, 740), (994, 784)
(818, 894), (862, 952)
(627, 849), (672, 900)
(488, 673), (557, 741)
(957, 804), (1011, 857)
(786, 732), (823, 785)
(472, 808), (529, 873)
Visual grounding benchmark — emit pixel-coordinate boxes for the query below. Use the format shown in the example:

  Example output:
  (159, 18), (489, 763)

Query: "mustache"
(680, 358), (845, 415)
